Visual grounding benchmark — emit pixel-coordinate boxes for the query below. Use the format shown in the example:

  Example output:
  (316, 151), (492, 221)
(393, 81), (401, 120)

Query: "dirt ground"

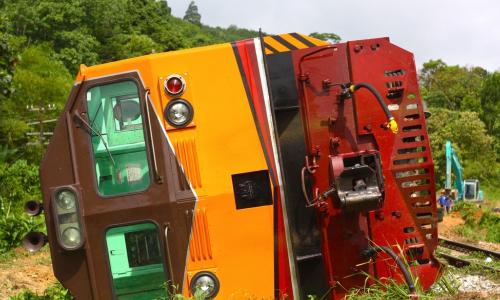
(438, 210), (500, 252)
(438, 211), (465, 239)
(0, 248), (56, 300)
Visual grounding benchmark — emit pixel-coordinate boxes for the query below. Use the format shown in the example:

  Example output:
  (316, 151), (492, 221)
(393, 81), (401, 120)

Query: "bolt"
(354, 45), (363, 53)
(322, 78), (332, 89)
(364, 124), (372, 132)
(330, 137), (341, 148)
(328, 116), (337, 126)
(299, 73), (309, 82)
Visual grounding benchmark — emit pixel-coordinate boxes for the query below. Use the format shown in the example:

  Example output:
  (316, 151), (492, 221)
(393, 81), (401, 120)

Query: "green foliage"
(425, 107), (498, 185)
(309, 32), (341, 43)
(10, 45), (72, 110)
(1, 0), (266, 72)
(53, 29), (100, 74)
(420, 60), (487, 112)
(0, 160), (40, 211)
(108, 34), (160, 60)
(452, 201), (500, 243)
(0, 159), (43, 252)
(477, 211), (500, 242)
(0, 45), (72, 161)
(421, 59), (500, 195)
(345, 242), (459, 299)
(0, 213), (43, 253)
(480, 72), (500, 156)
(344, 268), (459, 300)
(183, 1), (201, 25)
(10, 282), (73, 300)
(0, 118), (29, 149)
(0, 15), (17, 100)
(453, 201), (478, 226)
(480, 72), (500, 133)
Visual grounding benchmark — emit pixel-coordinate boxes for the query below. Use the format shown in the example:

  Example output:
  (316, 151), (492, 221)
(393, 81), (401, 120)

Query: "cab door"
(45, 71), (196, 299)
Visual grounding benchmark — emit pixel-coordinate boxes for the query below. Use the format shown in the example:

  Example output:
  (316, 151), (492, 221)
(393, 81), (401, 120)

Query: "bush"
(478, 211), (500, 242)
(452, 201), (500, 243)
(0, 160), (41, 212)
(10, 282), (72, 300)
(0, 212), (43, 253)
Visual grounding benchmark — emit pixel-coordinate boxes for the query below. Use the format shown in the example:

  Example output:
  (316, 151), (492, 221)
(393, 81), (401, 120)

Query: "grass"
(342, 243), (460, 300)
(344, 268), (460, 300)
(452, 200), (500, 243)
(9, 281), (208, 300)
(9, 282), (72, 300)
(482, 184), (500, 209)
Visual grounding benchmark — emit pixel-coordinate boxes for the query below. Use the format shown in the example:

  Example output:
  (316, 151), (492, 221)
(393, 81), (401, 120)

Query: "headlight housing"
(56, 190), (76, 210)
(164, 74), (186, 96)
(164, 99), (194, 128)
(189, 271), (220, 299)
(52, 186), (84, 250)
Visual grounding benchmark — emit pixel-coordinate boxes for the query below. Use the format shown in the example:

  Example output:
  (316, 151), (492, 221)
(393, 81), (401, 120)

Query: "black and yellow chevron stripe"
(263, 33), (328, 55)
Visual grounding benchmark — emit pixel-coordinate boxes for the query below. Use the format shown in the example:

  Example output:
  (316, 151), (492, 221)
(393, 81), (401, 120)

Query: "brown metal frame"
(40, 70), (197, 299)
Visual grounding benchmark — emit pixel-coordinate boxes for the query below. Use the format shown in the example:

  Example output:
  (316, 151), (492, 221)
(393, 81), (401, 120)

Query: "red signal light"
(164, 75), (186, 96)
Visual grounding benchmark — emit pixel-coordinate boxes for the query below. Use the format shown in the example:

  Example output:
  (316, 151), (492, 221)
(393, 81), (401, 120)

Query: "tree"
(309, 32), (341, 43)
(419, 59), (447, 88)
(480, 72), (500, 135)
(419, 60), (487, 112)
(183, 1), (201, 25)
(9, 45), (72, 112)
(0, 45), (72, 161)
(54, 29), (100, 74)
(426, 107), (498, 186)
(0, 159), (40, 212)
(0, 15), (17, 100)
(106, 34), (160, 60)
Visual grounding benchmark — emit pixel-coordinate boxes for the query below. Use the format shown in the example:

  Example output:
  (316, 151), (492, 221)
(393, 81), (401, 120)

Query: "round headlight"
(56, 190), (76, 210)
(62, 227), (81, 248)
(190, 271), (220, 298)
(164, 74), (186, 96)
(164, 99), (193, 128)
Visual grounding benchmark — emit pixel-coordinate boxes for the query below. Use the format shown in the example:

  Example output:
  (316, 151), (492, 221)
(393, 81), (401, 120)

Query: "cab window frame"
(103, 220), (171, 300)
(84, 76), (154, 198)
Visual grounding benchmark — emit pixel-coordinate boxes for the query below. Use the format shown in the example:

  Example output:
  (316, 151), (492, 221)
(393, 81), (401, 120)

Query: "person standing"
(438, 191), (447, 213)
(445, 194), (453, 213)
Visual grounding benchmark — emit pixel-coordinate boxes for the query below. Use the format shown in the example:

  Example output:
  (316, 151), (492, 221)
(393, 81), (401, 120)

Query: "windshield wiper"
(89, 101), (103, 130)
(75, 113), (116, 168)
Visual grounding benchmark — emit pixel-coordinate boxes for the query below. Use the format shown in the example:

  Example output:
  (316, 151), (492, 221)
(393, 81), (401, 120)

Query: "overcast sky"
(168, 0), (500, 72)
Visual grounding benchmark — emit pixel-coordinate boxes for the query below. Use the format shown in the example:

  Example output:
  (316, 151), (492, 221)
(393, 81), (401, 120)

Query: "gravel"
(454, 274), (500, 293)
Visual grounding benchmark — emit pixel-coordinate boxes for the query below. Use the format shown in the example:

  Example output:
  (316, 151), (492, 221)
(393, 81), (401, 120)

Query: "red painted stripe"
(234, 39), (293, 299)
(235, 40), (278, 185)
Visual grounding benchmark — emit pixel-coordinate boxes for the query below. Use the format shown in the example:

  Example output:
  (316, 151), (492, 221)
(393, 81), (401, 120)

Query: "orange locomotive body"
(28, 33), (441, 299)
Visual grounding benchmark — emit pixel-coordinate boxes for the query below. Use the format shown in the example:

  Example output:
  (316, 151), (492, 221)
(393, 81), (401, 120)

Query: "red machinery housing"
(266, 37), (440, 298)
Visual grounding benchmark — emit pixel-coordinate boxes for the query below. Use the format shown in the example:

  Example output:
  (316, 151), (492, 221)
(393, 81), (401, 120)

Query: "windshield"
(86, 80), (151, 196)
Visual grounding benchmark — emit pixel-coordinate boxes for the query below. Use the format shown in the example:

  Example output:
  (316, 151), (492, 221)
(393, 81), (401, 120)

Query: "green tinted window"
(86, 81), (150, 196)
(106, 223), (168, 300)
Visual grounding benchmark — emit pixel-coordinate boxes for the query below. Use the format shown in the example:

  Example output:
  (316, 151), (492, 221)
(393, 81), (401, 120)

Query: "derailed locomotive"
(24, 33), (441, 299)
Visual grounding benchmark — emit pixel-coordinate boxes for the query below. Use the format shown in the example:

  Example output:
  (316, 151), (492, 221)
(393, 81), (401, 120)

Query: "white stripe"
(254, 37), (300, 298)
